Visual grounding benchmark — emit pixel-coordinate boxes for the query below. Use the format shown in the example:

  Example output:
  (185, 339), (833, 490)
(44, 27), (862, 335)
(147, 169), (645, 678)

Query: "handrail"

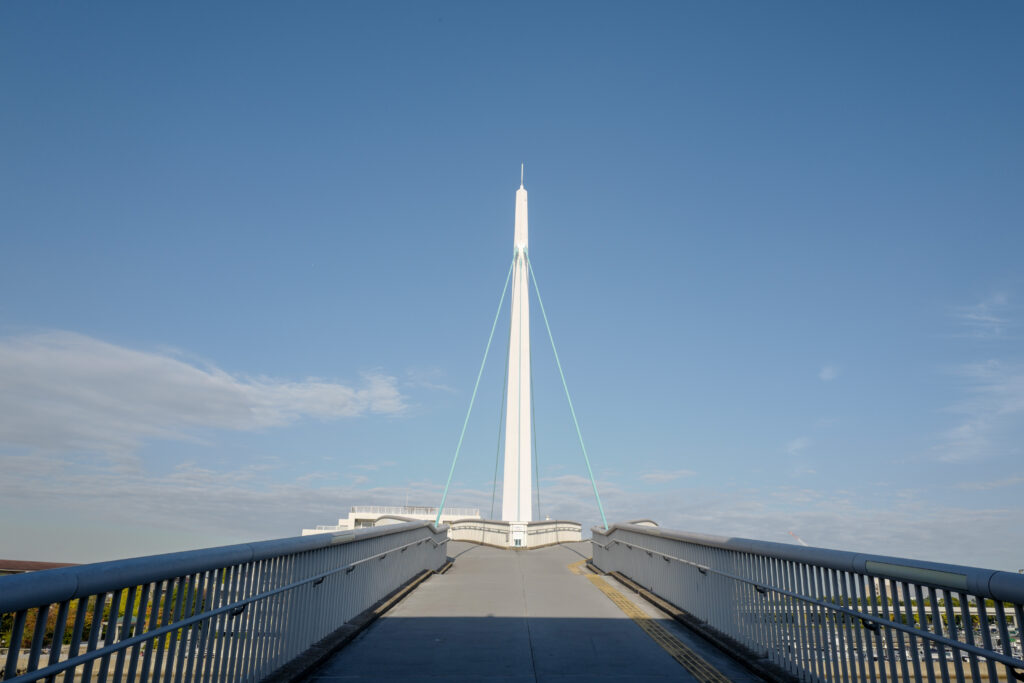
(1, 521), (449, 683)
(593, 534), (1024, 671)
(1, 533), (448, 683)
(0, 521), (444, 614)
(445, 519), (582, 529)
(592, 523), (1024, 683)
(592, 523), (1024, 603)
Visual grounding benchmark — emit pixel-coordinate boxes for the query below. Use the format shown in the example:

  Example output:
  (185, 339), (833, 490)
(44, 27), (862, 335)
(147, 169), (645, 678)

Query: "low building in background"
(301, 505), (480, 535)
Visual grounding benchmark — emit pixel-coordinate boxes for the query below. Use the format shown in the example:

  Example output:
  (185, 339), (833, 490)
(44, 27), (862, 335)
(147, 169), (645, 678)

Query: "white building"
(301, 505), (480, 535)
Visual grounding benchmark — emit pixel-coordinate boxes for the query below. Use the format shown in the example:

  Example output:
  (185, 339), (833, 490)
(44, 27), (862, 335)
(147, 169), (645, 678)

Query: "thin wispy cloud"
(640, 469), (696, 482)
(957, 475), (1024, 491)
(405, 369), (457, 394)
(538, 478), (1022, 571)
(353, 461), (397, 471)
(936, 292), (1023, 461)
(785, 437), (811, 455)
(0, 331), (407, 457)
(818, 365), (839, 381)
(633, 487), (1024, 571)
(952, 293), (1012, 339)
(1, 454), (1021, 570)
(938, 360), (1024, 462)
(0, 460), (454, 561)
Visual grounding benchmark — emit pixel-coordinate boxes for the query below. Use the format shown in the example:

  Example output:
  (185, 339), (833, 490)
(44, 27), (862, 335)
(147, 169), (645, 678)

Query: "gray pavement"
(309, 541), (761, 682)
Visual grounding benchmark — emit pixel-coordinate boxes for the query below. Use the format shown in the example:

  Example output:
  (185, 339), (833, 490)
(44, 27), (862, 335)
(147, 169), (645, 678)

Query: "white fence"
(448, 519), (581, 548)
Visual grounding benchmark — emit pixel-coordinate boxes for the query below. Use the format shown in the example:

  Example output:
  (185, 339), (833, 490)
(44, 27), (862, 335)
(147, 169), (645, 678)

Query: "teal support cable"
(526, 253), (609, 530)
(435, 257), (516, 526)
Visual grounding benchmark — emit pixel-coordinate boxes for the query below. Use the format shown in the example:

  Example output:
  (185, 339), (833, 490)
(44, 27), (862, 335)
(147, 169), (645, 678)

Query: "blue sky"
(1, 3), (1022, 569)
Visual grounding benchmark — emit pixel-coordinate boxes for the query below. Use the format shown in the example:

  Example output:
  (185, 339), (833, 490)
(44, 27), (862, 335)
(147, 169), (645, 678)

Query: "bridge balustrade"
(592, 523), (1024, 683)
(447, 519), (582, 548)
(0, 521), (447, 683)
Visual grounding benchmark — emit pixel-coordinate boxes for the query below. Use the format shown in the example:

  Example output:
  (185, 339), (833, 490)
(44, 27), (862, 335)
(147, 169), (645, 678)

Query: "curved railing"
(0, 521), (448, 682)
(447, 519), (582, 548)
(592, 523), (1024, 683)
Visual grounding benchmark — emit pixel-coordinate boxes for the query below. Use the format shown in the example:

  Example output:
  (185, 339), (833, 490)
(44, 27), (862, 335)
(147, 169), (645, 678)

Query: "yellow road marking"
(568, 561), (730, 683)
(568, 559), (588, 575)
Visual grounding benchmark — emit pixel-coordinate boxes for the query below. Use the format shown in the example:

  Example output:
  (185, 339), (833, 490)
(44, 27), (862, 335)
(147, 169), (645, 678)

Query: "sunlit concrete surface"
(310, 541), (759, 682)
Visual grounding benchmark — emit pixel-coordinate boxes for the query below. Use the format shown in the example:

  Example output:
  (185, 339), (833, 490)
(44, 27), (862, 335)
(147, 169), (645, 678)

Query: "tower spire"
(502, 172), (532, 525)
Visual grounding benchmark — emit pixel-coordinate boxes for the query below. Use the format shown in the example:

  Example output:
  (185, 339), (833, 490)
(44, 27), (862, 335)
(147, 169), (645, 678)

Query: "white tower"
(501, 167), (532, 522)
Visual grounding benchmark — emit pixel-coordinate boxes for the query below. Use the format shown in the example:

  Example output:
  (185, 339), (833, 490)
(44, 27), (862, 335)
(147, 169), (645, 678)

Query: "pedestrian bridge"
(2, 521), (1023, 682)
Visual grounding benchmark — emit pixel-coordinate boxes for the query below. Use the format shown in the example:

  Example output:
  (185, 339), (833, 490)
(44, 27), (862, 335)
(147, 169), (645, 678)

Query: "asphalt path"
(309, 541), (758, 682)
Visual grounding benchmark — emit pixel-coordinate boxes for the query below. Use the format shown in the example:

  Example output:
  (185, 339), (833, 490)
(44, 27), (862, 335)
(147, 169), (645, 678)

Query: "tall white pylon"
(501, 167), (532, 522)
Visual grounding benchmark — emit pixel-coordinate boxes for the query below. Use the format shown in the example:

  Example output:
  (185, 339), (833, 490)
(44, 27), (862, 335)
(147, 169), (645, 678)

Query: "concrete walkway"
(310, 541), (760, 682)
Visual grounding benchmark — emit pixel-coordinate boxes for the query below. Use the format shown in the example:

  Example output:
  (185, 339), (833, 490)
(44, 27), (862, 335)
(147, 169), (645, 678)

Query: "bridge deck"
(310, 541), (758, 682)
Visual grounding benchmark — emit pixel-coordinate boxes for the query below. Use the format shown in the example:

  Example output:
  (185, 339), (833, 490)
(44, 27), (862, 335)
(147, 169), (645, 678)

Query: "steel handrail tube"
(0, 522), (436, 614)
(597, 533), (1024, 669)
(592, 523), (1024, 603)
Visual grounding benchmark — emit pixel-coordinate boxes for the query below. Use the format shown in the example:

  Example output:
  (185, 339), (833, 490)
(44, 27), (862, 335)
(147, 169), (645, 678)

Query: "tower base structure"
(447, 519), (582, 549)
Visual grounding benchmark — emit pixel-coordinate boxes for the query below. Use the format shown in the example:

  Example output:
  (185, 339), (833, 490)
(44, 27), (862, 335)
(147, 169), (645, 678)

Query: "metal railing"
(349, 505), (479, 517)
(446, 520), (582, 548)
(348, 505), (479, 516)
(592, 523), (1024, 683)
(0, 521), (447, 682)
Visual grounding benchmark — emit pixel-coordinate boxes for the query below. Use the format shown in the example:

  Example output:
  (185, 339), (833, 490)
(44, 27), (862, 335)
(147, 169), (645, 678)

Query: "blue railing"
(593, 523), (1024, 683)
(0, 521), (447, 682)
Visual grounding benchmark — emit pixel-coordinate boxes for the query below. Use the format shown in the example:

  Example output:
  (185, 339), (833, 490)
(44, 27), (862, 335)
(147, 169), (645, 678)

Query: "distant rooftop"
(0, 559), (79, 574)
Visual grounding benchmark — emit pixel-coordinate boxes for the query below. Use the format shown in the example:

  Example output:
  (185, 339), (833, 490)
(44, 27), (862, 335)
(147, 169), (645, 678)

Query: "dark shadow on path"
(308, 616), (731, 682)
